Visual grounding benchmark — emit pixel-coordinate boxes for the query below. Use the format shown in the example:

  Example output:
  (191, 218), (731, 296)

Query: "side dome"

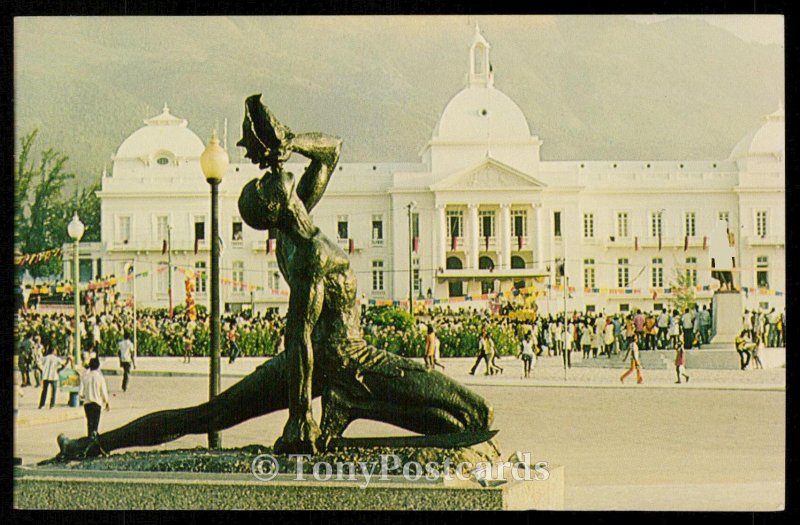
(433, 85), (532, 142)
(730, 104), (785, 160)
(115, 104), (205, 161)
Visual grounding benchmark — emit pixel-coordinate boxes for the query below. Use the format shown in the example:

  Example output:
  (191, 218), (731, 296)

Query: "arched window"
(446, 256), (463, 297)
(479, 256), (495, 271)
(511, 256), (526, 269)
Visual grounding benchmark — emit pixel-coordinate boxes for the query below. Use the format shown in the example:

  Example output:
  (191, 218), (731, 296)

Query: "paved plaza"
(14, 355), (784, 511)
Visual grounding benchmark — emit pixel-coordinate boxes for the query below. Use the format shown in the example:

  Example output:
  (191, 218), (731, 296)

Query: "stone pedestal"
(14, 465), (565, 510)
(709, 292), (743, 347)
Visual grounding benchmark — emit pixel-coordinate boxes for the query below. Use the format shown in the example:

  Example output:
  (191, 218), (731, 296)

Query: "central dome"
(115, 104), (205, 160)
(433, 85), (532, 142)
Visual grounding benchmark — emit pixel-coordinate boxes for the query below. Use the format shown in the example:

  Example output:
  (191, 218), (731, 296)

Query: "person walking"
(31, 335), (44, 387)
(580, 322), (593, 359)
(485, 331), (503, 375)
(227, 323), (242, 364)
(735, 330), (753, 371)
(424, 325), (436, 371)
(603, 317), (615, 358)
(18, 333), (33, 387)
(469, 329), (489, 375)
(751, 338), (764, 369)
(118, 330), (135, 392)
(518, 332), (535, 378)
(657, 310), (670, 349)
(620, 334), (643, 384)
(38, 346), (72, 409)
(432, 330), (445, 371)
(79, 357), (110, 438)
(700, 305), (712, 345)
(674, 345), (690, 384)
(681, 308), (695, 350)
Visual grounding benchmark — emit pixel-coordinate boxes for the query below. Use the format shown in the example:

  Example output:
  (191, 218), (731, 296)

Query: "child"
(675, 345), (690, 384)
(519, 333), (535, 378)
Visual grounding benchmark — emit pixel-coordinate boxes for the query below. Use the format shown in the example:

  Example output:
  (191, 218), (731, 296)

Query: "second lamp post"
(200, 130), (229, 449)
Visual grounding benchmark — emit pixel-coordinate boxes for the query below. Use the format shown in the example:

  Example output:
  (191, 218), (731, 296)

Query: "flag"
(634, 236), (639, 251)
(484, 236), (489, 252)
(658, 233), (662, 251)
(349, 239), (355, 255)
(703, 236), (708, 250)
(728, 231), (735, 247)
(652, 290), (658, 300)
(266, 238), (274, 254)
(451, 236), (457, 251)
(194, 238), (199, 255)
(683, 235), (689, 251)
(517, 235), (523, 251)
(413, 236), (419, 253)
(162, 240), (168, 255)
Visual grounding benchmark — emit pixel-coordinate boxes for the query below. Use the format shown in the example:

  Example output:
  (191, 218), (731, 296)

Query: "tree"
(15, 129), (77, 277)
(75, 183), (101, 242)
(669, 268), (696, 313)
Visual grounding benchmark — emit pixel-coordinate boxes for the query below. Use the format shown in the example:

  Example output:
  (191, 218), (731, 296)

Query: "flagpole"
(168, 224), (173, 318)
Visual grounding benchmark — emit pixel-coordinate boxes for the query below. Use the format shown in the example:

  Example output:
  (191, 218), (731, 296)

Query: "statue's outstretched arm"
(291, 132), (342, 212)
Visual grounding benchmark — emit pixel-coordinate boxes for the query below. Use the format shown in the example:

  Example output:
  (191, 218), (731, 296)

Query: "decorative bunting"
(14, 248), (63, 266)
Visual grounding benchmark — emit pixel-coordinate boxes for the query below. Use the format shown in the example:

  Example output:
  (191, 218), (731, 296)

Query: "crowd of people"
(15, 293), (785, 383)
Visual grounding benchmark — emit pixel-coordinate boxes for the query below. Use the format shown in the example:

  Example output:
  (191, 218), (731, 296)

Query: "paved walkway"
(14, 355), (784, 429)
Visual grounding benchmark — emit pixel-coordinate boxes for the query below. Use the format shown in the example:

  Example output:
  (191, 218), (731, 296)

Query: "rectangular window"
(718, 211), (730, 225)
(118, 216), (131, 243)
(756, 210), (768, 237)
(583, 213), (595, 239)
(412, 257), (421, 294)
(232, 219), (243, 242)
(446, 210), (463, 238)
(756, 255), (769, 288)
(194, 217), (206, 242)
(651, 257), (664, 287)
(511, 210), (527, 237)
(685, 257), (697, 287)
(195, 261), (207, 294)
(156, 215), (169, 242)
(372, 260), (385, 291)
(583, 258), (596, 289)
(650, 211), (663, 238)
(616, 212), (629, 238)
(479, 210), (495, 238)
(232, 261), (244, 294)
(684, 211), (696, 237)
(654, 303), (664, 311)
(553, 211), (562, 238)
(586, 305), (596, 313)
(267, 261), (281, 291)
(337, 215), (349, 241)
(617, 258), (630, 287)
(620, 303), (630, 313)
(412, 212), (420, 239)
(372, 215), (384, 245)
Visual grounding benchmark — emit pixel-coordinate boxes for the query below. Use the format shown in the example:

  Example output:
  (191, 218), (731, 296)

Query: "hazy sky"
(625, 15), (784, 46)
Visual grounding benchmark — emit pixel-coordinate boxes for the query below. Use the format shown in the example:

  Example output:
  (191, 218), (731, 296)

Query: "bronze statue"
(56, 94), (493, 460)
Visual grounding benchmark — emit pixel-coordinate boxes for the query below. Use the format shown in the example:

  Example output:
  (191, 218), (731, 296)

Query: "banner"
(15, 248), (63, 266)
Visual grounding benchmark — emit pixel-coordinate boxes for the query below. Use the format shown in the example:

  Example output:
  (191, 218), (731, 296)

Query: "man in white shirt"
(38, 346), (72, 409)
(118, 331), (136, 392)
(79, 357), (110, 437)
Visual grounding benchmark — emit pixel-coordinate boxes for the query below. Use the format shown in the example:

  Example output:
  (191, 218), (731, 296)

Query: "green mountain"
(14, 16), (783, 190)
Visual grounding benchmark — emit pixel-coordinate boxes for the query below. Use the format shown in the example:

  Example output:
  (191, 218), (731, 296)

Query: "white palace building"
(66, 27), (785, 315)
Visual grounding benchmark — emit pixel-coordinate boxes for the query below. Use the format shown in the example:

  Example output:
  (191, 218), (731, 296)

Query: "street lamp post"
(200, 130), (229, 450)
(67, 213), (85, 407)
(407, 201), (416, 317)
